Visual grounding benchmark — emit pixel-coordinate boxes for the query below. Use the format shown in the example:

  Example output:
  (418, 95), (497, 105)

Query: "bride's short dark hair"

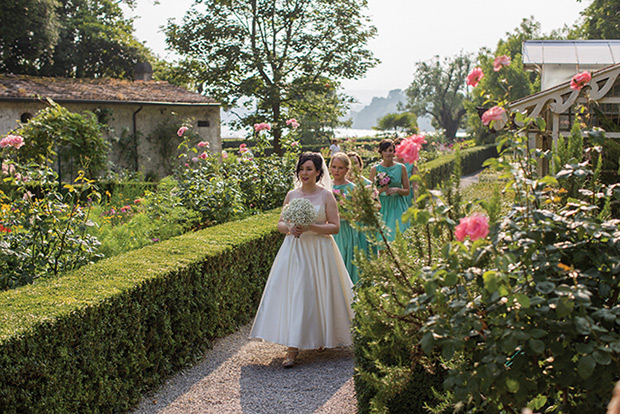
(296, 152), (324, 182)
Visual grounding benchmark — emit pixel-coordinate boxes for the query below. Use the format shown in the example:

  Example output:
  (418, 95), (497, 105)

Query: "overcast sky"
(124, 0), (587, 107)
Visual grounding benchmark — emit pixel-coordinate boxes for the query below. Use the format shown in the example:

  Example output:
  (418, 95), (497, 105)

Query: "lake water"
(222, 126), (423, 140)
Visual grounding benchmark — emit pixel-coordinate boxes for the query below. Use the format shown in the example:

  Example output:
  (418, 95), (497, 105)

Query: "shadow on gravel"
(239, 348), (354, 414)
(131, 328), (250, 413)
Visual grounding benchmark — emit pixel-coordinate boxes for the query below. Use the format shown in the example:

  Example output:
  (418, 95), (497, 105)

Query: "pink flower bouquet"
(375, 172), (391, 188)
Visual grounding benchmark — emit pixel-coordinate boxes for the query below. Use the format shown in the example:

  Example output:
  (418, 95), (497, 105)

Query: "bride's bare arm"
(277, 192), (292, 235)
(306, 190), (340, 235)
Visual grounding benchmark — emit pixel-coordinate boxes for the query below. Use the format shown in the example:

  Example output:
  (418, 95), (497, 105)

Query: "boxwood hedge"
(0, 211), (282, 413)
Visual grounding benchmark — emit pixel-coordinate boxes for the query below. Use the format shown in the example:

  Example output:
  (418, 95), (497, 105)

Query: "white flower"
(281, 198), (318, 227)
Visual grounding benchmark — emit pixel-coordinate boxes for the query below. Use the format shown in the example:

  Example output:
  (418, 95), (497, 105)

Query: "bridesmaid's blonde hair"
(329, 152), (350, 169)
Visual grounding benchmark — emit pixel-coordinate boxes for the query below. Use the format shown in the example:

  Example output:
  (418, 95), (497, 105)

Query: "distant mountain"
(348, 89), (406, 129)
(345, 89), (435, 132)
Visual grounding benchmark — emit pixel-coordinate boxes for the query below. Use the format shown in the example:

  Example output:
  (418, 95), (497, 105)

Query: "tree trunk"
(272, 93), (283, 155)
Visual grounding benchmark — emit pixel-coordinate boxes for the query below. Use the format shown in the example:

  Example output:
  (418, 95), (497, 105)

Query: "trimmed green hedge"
(422, 145), (497, 189)
(0, 211), (282, 413)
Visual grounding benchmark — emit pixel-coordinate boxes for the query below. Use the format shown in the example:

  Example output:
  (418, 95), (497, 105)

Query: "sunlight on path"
(132, 324), (356, 414)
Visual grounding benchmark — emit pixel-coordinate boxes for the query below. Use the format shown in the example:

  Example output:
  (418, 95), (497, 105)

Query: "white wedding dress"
(249, 188), (354, 350)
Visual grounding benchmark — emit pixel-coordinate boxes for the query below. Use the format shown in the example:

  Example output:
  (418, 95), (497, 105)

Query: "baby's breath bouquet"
(281, 198), (318, 238)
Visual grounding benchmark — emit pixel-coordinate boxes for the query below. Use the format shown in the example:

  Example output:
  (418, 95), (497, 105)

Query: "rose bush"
(351, 61), (620, 413)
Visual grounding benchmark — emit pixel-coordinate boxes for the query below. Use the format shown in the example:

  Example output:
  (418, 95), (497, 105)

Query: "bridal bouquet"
(375, 172), (391, 187)
(281, 198), (318, 238)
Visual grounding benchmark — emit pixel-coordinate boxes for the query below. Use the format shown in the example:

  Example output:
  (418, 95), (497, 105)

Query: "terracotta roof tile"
(0, 74), (218, 105)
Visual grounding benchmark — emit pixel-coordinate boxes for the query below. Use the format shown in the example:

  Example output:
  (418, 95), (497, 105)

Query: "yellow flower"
(557, 263), (572, 272)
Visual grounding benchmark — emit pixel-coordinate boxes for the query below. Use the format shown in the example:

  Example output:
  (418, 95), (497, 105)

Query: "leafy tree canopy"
(165, 0), (378, 153)
(0, 0), (153, 79)
(403, 53), (472, 141)
(376, 112), (418, 134)
(576, 0), (620, 39)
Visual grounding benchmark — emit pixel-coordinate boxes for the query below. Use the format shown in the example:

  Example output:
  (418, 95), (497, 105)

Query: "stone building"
(0, 65), (220, 180)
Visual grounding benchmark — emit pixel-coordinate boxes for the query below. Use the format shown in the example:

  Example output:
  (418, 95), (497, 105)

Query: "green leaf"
(536, 281), (555, 294)
(574, 316), (591, 335)
(529, 338), (545, 354)
(578, 355), (596, 379)
(444, 273), (458, 286)
(506, 377), (520, 393)
(516, 293), (531, 309)
(420, 331), (434, 355)
(593, 349), (612, 365)
(483, 271), (499, 293)
(529, 328), (548, 339)
(556, 298), (574, 318)
(530, 395), (548, 410)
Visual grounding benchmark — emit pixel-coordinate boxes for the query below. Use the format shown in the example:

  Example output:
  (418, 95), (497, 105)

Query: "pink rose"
(481, 106), (507, 126)
(191, 157), (198, 163)
(0, 134), (24, 149)
(198, 152), (208, 160)
(466, 67), (484, 87)
(239, 143), (249, 153)
(454, 213), (489, 241)
(395, 134), (427, 164)
(286, 118), (300, 129)
(291, 141), (299, 147)
(493, 55), (511, 72)
(177, 126), (188, 137)
(570, 71), (591, 91)
(221, 150), (228, 159)
(253, 122), (271, 132)
(197, 141), (209, 148)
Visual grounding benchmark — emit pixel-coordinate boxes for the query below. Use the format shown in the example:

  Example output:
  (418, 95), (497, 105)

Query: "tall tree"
(403, 53), (472, 141)
(165, 0), (378, 154)
(577, 0), (620, 39)
(0, 0), (60, 75)
(40, 0), (151, 79)
(0, 0), (152, 79)
(376, 112), (418, 134)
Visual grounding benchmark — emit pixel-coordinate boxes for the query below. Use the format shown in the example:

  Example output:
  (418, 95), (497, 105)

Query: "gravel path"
(131, 170), (484, 414)
(131, 324), (357, 414)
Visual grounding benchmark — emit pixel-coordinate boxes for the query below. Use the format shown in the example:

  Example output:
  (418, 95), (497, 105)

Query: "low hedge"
(0, 211), (282, 413)
(422, 144), (497, 189)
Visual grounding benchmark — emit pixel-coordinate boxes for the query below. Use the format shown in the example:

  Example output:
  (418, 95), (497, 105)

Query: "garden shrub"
(0, 164), (102, 290)
(13, 100), (109, 178)
(350, 120), (620, 412)
(0, 210), (282, 413)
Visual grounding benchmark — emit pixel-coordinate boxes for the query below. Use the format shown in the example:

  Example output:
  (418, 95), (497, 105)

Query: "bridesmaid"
(369, 139), (410, 242)
(346, 151), (372, 186)
(330, 153), (359, 284)
(393, 137), (417, 206)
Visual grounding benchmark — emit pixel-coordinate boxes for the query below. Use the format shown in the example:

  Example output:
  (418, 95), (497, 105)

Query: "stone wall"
(0, 101), (221, 180)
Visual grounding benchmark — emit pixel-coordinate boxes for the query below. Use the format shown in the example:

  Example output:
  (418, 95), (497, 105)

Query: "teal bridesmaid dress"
(333, 183), (360, 284)
(403, 162), (415, 206)
(376, 163), (410, 241)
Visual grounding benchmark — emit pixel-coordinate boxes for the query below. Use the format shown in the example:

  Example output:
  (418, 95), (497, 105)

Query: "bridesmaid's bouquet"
(282, 198), (318, 238)
(375, 172), (391, 187)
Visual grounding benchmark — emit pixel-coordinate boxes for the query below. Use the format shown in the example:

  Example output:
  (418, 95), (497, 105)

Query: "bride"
(249, 152), (354, 367)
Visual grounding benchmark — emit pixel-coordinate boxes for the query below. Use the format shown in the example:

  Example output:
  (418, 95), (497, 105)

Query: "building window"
(197, 120), (210, 128)
(20, 112), (32, 123)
